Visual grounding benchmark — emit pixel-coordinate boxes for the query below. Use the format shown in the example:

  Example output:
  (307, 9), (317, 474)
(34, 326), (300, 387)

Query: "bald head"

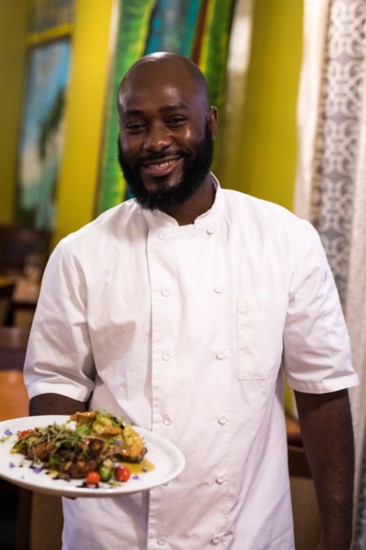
(118, 52), (210, 111)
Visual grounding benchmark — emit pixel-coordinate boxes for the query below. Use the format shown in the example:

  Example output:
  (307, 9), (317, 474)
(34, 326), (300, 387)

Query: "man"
(24, 52), (358, 549)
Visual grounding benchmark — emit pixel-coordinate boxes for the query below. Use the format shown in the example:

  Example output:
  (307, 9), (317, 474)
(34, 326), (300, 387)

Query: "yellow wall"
(0, 0), (303, 247)
(53, 0), (114, 246)
(219, 0), (303, 211)
(0, 1), (28, 223)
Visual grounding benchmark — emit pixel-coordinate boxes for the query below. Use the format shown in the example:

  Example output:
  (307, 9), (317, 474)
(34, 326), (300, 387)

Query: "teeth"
(157, 160), (173, 168)
(148, 159), (176, 168)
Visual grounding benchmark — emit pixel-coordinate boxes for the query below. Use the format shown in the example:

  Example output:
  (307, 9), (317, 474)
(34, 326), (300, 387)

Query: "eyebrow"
(123, 102), (191, 118)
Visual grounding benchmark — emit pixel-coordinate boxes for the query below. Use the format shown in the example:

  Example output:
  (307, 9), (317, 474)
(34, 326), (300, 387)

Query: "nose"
(143, 122), (171, 152)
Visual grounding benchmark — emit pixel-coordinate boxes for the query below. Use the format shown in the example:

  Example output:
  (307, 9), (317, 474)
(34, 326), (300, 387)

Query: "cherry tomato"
(18, 429), (34, 439)
(114, 466), (131, 482)
(85, 471), (101, 486)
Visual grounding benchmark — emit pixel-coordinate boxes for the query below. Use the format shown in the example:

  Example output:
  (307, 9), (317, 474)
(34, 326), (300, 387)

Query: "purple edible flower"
(33, 465), (43, 474)
(132, 474), (140, 480)
(9, 462), (16, 469)
(4, 429), (12, 436)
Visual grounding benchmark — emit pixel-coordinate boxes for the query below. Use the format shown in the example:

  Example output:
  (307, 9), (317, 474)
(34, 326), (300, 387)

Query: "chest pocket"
(237, 298), (288, 380)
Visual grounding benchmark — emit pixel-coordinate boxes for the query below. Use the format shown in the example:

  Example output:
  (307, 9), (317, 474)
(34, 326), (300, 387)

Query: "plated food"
(11, 410), (149, 487)
(0, 414), (185, 497)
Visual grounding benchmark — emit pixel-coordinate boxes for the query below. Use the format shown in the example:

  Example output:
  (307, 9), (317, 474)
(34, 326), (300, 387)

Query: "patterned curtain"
(294, 1), (366, 545)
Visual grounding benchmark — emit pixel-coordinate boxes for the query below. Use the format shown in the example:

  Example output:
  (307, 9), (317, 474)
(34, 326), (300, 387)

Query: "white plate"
(0, 415), (185, 498)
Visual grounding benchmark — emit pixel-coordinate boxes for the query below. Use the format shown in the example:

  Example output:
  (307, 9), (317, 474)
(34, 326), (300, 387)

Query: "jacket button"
(163, 415), (172, 426)
(214, 286), (223, 294)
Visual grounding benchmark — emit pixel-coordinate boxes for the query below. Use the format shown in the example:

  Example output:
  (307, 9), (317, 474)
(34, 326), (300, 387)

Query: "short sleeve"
(23, 239), (95, 401)
(283, 220), (359, 393)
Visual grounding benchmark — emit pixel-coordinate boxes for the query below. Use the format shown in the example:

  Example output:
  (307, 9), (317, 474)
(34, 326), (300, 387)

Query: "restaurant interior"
(2, 0), (366, 549)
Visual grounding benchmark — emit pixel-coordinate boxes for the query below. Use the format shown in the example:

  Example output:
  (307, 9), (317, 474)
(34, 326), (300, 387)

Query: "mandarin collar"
(141, 173), (223, 231)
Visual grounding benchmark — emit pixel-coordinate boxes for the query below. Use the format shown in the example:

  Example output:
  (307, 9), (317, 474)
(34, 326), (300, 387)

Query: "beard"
(117, 122), (214, 210)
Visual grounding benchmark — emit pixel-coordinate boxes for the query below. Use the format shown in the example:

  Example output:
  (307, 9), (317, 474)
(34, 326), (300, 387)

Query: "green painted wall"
(218, 0), (303, 211)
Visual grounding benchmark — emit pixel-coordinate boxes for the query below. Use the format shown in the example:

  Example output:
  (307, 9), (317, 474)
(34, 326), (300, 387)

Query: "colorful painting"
(28, 0), (75, 43)
(16, 40), (71, 230)
(96, 0), (235, 214)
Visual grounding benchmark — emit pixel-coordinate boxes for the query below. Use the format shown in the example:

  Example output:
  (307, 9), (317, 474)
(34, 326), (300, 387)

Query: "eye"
(167, 116), (187, 127)
(125, 122), (146, 133)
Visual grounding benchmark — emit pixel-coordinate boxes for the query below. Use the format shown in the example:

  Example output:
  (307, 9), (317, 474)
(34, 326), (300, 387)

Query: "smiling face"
(117, 54), (217, 214)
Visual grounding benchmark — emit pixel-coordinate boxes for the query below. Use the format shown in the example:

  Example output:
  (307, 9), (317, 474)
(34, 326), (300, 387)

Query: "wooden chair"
(0, 224), (51, 276)
(0, 280), (16, 325)
(0, 326), (30, 370)
(0, 324), (63, 549)
(0, 324), (63, 548)
(0, 325), (30, 549)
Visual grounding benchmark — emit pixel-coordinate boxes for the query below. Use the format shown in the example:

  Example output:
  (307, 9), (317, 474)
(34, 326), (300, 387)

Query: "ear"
(207, 106), (218, 139)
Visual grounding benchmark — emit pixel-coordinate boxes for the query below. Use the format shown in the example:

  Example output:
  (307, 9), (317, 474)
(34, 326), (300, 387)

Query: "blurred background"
(0, 0), (302, 247)
(1, 1), (366, 548)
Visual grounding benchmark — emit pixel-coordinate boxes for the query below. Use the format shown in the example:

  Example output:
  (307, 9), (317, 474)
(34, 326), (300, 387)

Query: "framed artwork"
(28, 0), (75, 42)
(15, 0), (74, 230)
(16, 39), (72, 230)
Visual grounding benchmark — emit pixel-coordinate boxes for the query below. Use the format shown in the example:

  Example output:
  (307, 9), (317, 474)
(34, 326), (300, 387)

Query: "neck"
(160, 175), (215, 225)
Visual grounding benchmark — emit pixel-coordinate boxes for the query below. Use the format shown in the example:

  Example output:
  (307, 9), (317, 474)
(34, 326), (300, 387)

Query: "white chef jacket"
(24, 177), (358, 550)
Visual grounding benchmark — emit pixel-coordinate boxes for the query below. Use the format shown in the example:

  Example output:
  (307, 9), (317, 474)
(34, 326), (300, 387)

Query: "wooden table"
(12, 276), (40, 305)
(0, 276), (16, 287)
(0, 370), (29, 421)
